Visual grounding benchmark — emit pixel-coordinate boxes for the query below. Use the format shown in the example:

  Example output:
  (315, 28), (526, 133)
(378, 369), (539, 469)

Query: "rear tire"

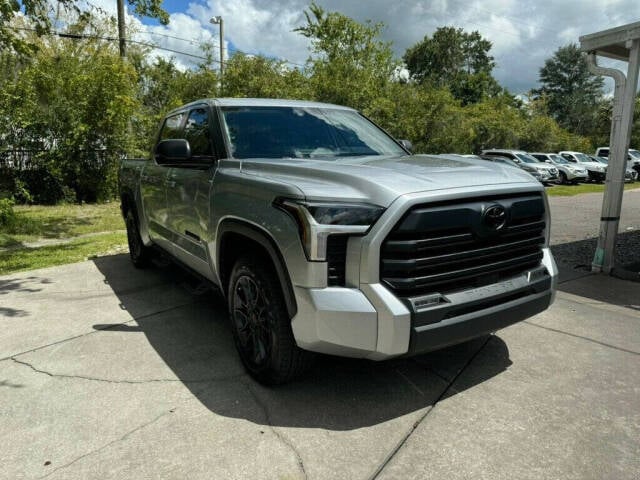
(125, 209), (152, 268)
(228, 255), (314, 384)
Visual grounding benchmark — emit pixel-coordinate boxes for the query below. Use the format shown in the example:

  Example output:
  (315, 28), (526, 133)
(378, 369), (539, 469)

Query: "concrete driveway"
(1, 253), (640, 479)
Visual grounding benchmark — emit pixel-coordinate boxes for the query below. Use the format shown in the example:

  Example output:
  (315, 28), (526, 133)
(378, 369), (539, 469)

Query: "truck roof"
(169, 98), (356, 113)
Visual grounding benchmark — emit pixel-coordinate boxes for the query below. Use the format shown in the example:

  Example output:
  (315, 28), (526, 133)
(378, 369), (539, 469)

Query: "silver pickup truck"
(119, 98), (558, 384)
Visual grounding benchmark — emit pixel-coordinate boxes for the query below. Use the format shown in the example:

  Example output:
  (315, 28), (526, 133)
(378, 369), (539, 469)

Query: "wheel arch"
(217, 220), (297, 319)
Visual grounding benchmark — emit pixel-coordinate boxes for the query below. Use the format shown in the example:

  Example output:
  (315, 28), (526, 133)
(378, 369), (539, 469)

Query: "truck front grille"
(327, 235), (349, 286)
(380, 193), (546, 297)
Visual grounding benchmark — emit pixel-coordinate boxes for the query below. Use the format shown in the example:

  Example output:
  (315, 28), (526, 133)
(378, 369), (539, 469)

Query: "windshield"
(574, 153), (593, 163)
(220, 106), (406, 159)
(515, 153), (539, 164)
(549, 154), (568, 164)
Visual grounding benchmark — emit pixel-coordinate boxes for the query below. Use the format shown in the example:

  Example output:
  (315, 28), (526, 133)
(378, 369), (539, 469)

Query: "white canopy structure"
(580, 22), (640, 274)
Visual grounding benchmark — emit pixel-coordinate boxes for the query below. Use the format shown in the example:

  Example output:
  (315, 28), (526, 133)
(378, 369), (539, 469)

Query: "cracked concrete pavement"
(2, 228), (640, 478)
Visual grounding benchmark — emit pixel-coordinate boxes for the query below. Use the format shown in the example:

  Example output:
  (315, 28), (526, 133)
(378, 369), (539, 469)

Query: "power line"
(10, 26), (216, 62)
(134, 28), (307, 68)
(136, 28), (220, 48)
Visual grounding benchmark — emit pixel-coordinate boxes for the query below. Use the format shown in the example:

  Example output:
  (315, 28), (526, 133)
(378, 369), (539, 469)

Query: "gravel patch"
(548, 187), (640, 280)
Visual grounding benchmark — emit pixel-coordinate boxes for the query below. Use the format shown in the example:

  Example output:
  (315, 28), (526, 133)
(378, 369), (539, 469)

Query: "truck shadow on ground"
(92, 254), (512, 430)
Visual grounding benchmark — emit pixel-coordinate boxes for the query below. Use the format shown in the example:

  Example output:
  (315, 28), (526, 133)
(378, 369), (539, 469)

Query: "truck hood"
(240, 154), (540, 206)
(579, 161), (607, 170)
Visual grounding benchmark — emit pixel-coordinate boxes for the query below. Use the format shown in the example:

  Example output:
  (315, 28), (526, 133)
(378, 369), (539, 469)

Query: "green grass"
(0, 202), (124, 248)
(0, 202), (128, 275)
(546, 182), (640, 196)
(0, 232), (127, 275)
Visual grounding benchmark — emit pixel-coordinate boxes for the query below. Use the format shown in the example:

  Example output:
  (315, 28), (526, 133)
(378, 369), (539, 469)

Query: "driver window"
(159, 113), (185, 140)
(184, 108), (213, 158)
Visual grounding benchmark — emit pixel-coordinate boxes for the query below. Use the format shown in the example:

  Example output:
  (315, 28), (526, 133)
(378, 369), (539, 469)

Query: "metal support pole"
(588, 41), (640, 273)
(219, 17), (224, 92)
(210, 16), (224, 95)
(117, 0), (126, 58)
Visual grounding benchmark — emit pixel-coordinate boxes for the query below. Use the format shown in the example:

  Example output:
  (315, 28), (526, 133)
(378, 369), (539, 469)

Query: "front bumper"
(565, 170), (589, 181)
(587, 170), (606, 181)
(290, 248), (557, 360)
(407, 280), (551, 355)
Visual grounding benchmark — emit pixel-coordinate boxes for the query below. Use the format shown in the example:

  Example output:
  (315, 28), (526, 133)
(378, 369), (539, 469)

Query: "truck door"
(141, 111), (185, 253)
(165, 106), (217, 280)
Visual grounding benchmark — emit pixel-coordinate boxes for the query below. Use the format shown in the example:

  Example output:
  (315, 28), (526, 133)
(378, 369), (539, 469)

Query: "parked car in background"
(595, 147), (640, 175)
(461, 154), (548, 183)
(529, 152), (588, 184)
(482, 149), (559, 184)
(590, 155), (637, 182)
(558, 151), (607, 183)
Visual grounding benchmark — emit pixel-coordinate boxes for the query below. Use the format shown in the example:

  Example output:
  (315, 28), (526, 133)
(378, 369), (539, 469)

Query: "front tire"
(125, 209), (152, 268)
(559, 171), (568, 184)
(228, 255), (314, 384)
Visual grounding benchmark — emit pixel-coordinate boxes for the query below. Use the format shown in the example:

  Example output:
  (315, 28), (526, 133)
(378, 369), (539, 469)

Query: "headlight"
(275, 199), (384, 261)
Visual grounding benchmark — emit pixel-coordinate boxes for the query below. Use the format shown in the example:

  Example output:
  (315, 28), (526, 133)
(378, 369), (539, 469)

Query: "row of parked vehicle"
(458, 148), (640, 185)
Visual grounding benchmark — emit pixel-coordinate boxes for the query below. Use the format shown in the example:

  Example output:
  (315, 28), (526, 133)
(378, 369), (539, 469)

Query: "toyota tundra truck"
(119, 98), (558, 384)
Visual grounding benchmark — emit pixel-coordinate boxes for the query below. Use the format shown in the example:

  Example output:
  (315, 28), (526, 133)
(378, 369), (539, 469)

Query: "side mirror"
(155, 139), (191, 165)
(398, 139), (413, 153)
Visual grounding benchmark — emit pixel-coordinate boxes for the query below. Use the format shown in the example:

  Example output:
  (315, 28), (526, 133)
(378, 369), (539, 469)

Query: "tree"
(295, 1), (397, 112)
(532, 43), (604, 136)
(464, 97), (524, 153)
(0, 20), (139, 202)
(403, 27), (501, 104)
(223, 53), (310, 100)
(0, 0), (168, 55)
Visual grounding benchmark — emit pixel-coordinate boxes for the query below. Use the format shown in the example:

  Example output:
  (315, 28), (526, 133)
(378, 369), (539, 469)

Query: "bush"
(17, 166), (67, 205)
(0, 198), (16, 228)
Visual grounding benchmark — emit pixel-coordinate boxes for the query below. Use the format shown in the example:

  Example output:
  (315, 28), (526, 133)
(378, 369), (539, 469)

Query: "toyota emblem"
(483, 205), (507, 231)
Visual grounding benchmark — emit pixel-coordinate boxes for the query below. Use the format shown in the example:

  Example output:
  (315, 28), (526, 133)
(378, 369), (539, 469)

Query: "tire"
(125, 208), (152, 268)
(559, 171), (568, 184)
(228, 255), (314, 384)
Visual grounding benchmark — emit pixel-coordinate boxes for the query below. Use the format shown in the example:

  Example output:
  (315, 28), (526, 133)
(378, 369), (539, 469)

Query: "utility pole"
(117, 0), (126, 58)
(210, 16), (224, 94)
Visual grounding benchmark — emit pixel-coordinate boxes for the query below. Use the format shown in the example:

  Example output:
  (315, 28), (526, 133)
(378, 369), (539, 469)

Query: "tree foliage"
(0, 19), (138, 202)
(223, 54), (309, 100)
(295, 1), (397, 112)
(2, 3), (633, 205)
(532, 43), (604, 136)
(0, 0), (168, 55)
(403, 27), (501, 105)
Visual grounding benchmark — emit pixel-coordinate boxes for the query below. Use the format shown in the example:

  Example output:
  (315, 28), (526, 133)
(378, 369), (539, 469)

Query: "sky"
(88, 0), (640, 95)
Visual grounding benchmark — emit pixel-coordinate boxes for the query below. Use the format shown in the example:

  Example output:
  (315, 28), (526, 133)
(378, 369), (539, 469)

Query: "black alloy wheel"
(232, 275), (273, 368)
(228, 255), (314, 384)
